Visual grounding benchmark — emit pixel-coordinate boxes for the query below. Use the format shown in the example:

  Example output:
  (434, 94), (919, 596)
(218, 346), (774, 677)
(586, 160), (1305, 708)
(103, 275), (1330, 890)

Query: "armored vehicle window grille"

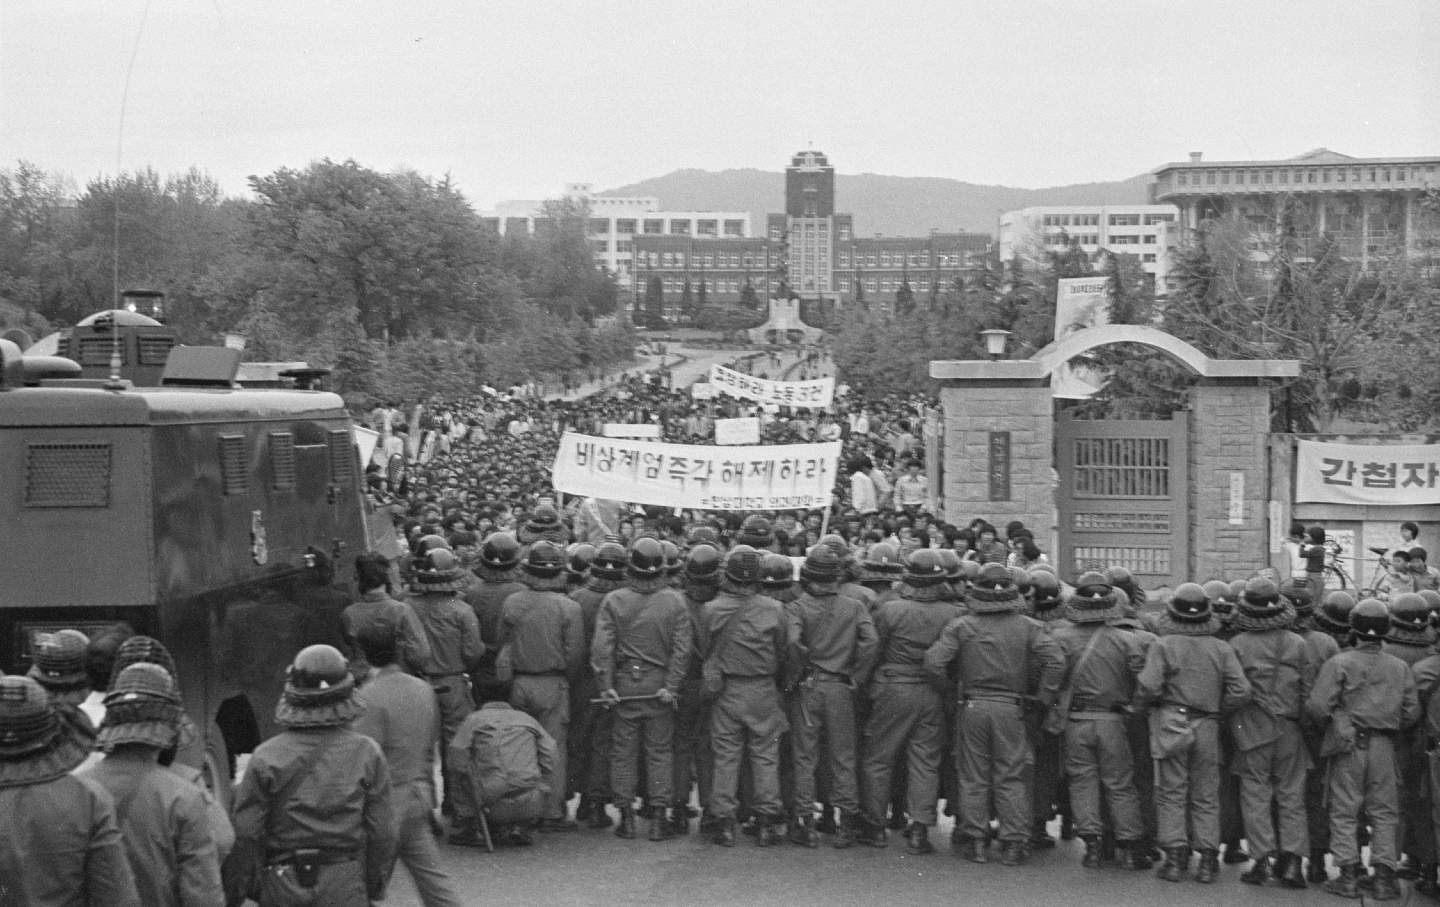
(25, 443), (111, 508)
(269, 432), (296, 491)
(137, 335), (175, 365)
(327, 430), (354, 483)
(76, 336), (126, 366)
(218, 434), (249, 495)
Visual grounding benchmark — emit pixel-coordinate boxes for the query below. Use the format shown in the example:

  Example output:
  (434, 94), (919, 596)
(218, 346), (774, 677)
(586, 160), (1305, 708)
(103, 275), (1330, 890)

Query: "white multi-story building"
(998, 204), (1180, 287)
(478, 184), (752, 289)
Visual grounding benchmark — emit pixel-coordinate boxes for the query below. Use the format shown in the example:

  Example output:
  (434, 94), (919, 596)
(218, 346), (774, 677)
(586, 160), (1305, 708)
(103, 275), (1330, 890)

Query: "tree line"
(0, 159), (637, 405)
(834, 194), (1440, 434)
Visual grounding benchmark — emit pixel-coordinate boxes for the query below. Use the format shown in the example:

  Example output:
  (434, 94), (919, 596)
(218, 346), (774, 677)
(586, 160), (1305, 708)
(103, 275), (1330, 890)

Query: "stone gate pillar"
(1188, 382), (1272, 582)
(933, 360), (1054, 536)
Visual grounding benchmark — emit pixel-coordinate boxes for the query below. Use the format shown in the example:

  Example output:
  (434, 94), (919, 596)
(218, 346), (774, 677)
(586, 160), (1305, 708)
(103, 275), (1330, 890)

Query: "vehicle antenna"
(108, 0), (153, 389)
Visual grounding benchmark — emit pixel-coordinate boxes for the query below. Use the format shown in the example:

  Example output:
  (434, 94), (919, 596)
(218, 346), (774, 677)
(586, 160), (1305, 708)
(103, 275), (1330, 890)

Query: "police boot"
(1029, 820), (1057, 849)
(715, 817), (737, 847)
(1000, 840), (1027, 866)
(1118, 841), (1153, 871)
(615, 804), (638, 840)
(789, 813), (819, 848)
(1240, 854), (1271, 885)
(1222, 841), (1249, 864)
(906, 822), (935, 855)
(448, 822), (486, 848)
(666, 805), (690, 837)
(1081, 836), (1103, 869)
(575, 796), (595, 823)
(887, 798), (908, 831)
(648, 812), (674, 842)
(1194, 849), (1220, 884)
(1324, 863), (1361, 898)
(832, 811), (856, 849)
(857, 818), (888, 849)
(1159, 846), (1189, 883)
(1275, 852), (1307, 889)
(587, 800), (613, 830)
(699, 811), (721, 835)
(1099, 833), (1117, 866)
(756, 818), (783, 847)
(1308, 848), (1330, 883)
(1371, 864), (1401, 901)
(1416, 863), (1439, 897)
(816, 804), (838, 835)
(965, 837), (989, 864)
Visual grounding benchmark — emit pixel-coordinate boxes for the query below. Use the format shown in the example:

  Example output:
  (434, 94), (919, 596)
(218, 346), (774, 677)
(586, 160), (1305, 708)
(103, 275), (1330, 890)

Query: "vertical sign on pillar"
(988, 431), (1011, 502)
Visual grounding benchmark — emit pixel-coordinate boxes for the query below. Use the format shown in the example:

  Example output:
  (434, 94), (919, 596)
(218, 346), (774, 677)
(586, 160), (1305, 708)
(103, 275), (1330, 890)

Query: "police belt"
(1161, 702), (1217, 719)
(875, 664), (928, 683)
(514, 670), (566, 677)
(1068, 709), (1126, 721)
(266, 848), (358, 867)
(964, 692), (1023, 704)
(809, 668), (851, 684)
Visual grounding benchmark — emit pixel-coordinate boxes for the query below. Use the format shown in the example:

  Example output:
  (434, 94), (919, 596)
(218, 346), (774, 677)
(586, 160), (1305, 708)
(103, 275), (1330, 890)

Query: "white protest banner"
(1296, 439), (1440, 505)
(709, 363), (834, 409)
(603, 422), (660, 439)
(353, 426), (380, 470)
(690, 381), (717, 400)
(551, 431), (841, 511)
(714, 417), (760, 445)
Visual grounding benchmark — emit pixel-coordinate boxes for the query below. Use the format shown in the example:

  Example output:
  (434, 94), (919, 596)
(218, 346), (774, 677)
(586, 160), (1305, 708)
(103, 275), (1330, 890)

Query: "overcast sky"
(3, 0), (1436, 207)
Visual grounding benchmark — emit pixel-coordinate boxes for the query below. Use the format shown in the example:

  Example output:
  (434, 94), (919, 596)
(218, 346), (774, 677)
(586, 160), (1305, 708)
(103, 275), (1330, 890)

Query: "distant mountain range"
(601, 169), (1154, 236)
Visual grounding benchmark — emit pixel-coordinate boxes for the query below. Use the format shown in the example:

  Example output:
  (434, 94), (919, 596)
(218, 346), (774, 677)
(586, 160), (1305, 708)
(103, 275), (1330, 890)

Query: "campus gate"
(932, 324), (1299, 588)
(1055, 413), (1188, 589)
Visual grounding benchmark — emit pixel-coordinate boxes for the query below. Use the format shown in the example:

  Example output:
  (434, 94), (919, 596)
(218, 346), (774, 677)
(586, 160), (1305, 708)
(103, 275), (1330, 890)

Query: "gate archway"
(931, 325), (1299, 586)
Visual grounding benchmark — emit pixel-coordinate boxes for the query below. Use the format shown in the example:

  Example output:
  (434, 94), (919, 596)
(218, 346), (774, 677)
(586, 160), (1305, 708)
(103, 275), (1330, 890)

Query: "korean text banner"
(1295, 439), (1440, 504)
(708, 363), (834, 409)
(551, 431), (841, 511)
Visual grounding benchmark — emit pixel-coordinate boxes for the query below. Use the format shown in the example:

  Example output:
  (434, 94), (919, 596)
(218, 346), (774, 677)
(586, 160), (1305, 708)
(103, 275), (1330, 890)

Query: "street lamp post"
(980, 328), (1013, 360)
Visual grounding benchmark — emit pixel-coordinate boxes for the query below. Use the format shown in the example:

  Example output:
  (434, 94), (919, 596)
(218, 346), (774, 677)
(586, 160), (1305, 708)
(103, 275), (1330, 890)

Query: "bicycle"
(1321, 539), (1392, 601)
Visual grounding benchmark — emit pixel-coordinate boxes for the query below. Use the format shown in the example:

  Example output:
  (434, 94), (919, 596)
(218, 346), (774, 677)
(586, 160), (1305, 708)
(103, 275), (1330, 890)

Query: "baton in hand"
(588, 692), (666, 705)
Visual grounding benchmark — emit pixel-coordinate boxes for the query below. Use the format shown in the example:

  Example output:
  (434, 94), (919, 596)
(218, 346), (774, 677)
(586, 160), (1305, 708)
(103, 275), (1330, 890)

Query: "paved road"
(381, 814), (1335, 906)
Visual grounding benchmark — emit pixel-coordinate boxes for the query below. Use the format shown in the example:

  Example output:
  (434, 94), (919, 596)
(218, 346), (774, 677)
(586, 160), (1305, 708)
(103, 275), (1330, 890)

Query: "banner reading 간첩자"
(551, 431), (840, 511)
(708, 363), (834, 408)
(1295, 439), (1440, 505)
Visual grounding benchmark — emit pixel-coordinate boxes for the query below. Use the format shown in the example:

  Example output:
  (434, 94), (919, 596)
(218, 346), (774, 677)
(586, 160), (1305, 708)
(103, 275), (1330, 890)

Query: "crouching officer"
(224, 644), (397, 907)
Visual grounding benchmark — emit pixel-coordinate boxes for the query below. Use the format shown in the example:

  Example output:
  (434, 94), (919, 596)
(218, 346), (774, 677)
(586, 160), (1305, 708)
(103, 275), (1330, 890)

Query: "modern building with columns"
(1150, 148), (1440, 266)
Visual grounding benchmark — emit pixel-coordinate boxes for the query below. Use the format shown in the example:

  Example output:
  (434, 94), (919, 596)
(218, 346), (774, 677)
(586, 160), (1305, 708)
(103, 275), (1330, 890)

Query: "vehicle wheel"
(1324, 565), (1348, 590)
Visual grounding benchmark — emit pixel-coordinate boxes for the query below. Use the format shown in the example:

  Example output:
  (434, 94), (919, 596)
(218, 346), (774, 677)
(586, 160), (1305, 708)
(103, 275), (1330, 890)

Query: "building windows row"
(1109, 214), (1141, 226)
(1176, 164), (1435, 189)
(1043, 213), (1102, 227)
(1143, 213), (1174, 225)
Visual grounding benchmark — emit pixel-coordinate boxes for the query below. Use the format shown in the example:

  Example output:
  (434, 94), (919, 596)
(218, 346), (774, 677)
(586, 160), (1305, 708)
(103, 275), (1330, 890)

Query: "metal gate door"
(1056, 413), (1187, 588)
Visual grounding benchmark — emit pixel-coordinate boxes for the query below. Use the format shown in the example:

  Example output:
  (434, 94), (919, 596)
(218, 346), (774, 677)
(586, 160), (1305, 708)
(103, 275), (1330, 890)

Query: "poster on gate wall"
(1052, 278), (1110, 400)
(551, 431), (840, 511)
(1295, 439), (1440, 505)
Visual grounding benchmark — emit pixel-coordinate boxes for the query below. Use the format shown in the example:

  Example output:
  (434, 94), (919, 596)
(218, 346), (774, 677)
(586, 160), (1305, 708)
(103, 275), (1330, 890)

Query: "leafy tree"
(641, 275), (665, 328)
(739, 279), (759, 309)
(895, 275), (914, 313)
(680, 277), (695, 323)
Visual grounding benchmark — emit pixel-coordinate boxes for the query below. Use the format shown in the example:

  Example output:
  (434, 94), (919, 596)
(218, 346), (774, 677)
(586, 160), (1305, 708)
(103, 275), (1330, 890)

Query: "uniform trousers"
(671, 683), (712, 810)
(392, 782), (462, 907)
(790, 678), (860, 814)
(431, 675), (474, 816)
(1328, 735), (1400, 868)
(956, 697), (1032, 843)
(861, 680), (943, 827)
(1397, 731), (1435, 865)
(510, 673), (570, 820)
(709, 676), (787, 820)
(611, 695), (675, 808)
(1065, 713), (1143, 840)
(1233, 718), (1310, 857)
(1154, 715), (1221, 851)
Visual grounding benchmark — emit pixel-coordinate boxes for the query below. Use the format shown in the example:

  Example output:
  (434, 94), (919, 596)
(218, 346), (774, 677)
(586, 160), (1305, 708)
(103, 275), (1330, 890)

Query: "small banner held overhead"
(714, 417), (761, 445)
(708, 363), (834, 408)
(551, 431), (840, 511)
